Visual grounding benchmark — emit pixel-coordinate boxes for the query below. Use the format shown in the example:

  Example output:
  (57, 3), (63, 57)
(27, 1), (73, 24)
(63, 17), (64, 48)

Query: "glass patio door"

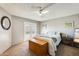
(24, 22), (37, 41)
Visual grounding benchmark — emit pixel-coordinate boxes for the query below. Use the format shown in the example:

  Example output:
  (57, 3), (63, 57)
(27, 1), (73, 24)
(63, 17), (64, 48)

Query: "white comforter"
(40, 37), (56, 56)
(40, 34), (61, 56)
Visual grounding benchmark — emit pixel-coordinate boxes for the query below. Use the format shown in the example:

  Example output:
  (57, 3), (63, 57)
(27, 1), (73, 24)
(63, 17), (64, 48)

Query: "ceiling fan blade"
(31, 5), (41, 9)
(41, 3), (55, 11)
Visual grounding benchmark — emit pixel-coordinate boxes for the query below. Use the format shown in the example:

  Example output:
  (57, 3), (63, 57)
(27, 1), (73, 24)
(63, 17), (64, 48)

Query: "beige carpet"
(0, 41), (79, 56)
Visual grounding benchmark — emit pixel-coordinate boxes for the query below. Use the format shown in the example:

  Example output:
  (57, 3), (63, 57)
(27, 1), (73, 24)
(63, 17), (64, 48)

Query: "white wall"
(12, 16), (24, 45)
(11, 15), (40, 45)
(0, 7), (12, 54)
(41, 14), (79, 38)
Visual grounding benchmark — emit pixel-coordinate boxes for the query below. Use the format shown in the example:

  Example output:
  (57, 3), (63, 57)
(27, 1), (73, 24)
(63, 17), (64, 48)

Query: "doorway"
(24, 22), (37, 41)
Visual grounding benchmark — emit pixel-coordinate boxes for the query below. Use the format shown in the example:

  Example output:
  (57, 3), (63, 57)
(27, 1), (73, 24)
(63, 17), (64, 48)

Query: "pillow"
(47, 32), (56, 37)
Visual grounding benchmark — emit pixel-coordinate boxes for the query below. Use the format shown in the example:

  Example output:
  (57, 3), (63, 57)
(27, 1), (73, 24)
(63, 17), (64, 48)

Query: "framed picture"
(64, 22), (73, 28)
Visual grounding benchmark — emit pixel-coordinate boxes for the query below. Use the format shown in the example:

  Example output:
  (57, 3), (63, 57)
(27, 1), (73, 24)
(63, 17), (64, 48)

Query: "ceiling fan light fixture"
(42, 10), (48, 14)
(39, 13), (42, 16)
(34, 10), (49, 16)
(38, 10), (48, 16)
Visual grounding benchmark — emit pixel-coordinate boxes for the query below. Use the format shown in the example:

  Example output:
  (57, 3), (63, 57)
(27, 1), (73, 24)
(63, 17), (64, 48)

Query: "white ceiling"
(0, 3), (79, 21)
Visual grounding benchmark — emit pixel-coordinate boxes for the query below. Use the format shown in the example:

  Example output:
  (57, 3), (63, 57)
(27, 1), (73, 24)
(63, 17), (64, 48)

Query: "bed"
(34, 32), (62, 56)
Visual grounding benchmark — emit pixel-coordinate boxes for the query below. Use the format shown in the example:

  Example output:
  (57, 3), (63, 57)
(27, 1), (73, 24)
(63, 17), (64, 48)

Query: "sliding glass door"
(24, 22), (37, 41)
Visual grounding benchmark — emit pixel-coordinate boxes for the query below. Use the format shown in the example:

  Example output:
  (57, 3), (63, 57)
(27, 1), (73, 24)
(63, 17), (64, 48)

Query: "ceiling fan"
(32, 3), (54, 16)
(38, 6), (48, 16)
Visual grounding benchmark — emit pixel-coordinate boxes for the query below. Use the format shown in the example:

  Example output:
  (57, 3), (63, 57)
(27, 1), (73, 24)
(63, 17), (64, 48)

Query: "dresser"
(29, 39), (48, 56)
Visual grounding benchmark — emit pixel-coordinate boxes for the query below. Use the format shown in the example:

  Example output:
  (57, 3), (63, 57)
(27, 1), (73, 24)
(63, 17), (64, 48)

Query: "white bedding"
(39, 32), (61, 56)
(52, 33), (61, 46)
(40, 37), (56, 56)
